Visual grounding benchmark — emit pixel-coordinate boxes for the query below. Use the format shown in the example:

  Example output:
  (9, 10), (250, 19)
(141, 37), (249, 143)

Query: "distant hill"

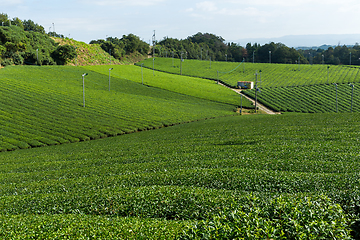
(235, 34), (360, 48)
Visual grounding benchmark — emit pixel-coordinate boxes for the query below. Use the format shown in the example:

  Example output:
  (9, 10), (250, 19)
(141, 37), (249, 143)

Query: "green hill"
(0, 65), (240, 151)
(53, 38), (148, 66)
(137, 58), (360, 113)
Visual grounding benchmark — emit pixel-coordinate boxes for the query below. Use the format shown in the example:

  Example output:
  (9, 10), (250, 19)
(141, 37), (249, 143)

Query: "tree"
(23, 20), (45, 34)
(51, 44), (77, 65)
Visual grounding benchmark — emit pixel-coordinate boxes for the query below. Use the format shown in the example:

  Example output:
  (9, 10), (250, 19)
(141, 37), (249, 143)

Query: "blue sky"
(2, 0), (360, 45)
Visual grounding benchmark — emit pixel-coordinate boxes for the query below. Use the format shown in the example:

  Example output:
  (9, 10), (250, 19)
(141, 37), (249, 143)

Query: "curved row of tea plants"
(244, 83), (360, 113)
(0, 65), (238, 151)
(82, 65), (253, 108)
(0, 113), (359, 238)
(136, 57), (360, 88)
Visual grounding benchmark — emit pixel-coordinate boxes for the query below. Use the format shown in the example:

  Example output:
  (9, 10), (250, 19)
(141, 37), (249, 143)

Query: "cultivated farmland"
(82, 65), (253, 108)
(137, 57), (360, 113)
(0, 65), (240, 151)
(136, 57), (360, 88)
(0, 113), (359, 238)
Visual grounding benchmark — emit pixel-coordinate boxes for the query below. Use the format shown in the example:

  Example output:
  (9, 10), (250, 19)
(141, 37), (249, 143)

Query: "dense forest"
(156, 32), (360, 66)
(1, 12), (360, 66)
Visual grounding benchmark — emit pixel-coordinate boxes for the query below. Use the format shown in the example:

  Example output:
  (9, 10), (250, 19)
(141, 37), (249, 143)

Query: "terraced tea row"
(83, 65), (253, 108)
(0, 113), (359, 238)
(136, 58), (360, 88)
(244, 83), (360, 113)
(0, 66), (237, 151)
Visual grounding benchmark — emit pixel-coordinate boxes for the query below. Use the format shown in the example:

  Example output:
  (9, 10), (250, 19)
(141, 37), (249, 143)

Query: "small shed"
(237, 81), (254, 89)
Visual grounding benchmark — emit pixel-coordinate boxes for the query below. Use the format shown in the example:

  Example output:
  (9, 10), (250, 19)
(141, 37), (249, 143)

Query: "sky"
(2, 0), (360, 46)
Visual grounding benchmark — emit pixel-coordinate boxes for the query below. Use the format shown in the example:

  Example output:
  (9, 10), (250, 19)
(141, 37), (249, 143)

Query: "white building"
(237, 81), (254, 89)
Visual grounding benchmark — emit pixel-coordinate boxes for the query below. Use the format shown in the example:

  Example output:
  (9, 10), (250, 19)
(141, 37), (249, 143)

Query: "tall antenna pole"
(152, 30), (155, 57)
(152, 30), (155, 76)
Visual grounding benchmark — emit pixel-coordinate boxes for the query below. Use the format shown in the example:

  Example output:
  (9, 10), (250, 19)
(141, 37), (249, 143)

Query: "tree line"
(156, 32), (360, 66)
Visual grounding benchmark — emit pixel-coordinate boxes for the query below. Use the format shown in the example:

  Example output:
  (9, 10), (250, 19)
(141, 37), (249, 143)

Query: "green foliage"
(51, 44), (77, 65)
(179, 194), (352, 239)
(22, 19), (45, 34)
(0, 113), (360, 237)
(0, 214), (186, 239)
(90, 34), (149, 60)
(0, 25), (57, 65)
(0, 65), (236, 151)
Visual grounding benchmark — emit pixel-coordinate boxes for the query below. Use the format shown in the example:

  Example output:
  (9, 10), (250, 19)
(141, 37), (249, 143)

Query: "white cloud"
(196, 1), (218, 12)
(2, 0), (23, 6)
(81, 0), (165, 6)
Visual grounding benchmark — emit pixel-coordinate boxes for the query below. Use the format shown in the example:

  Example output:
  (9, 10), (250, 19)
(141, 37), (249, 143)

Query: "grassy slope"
(137, 58), (360, 113)
(0, 65), (237, 151)
(137, 57), (360, 88)
(53, 38), (122, 66)
(53, 37), (148, 66)
(83, 65), (253, 108)
(0, 113), (359, 238)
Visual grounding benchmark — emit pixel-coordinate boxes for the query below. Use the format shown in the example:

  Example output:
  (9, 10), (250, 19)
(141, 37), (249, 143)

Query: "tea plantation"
(0, 65), (247, 151)
(137, 58), (360, 113)
(0, 113), (359, 239)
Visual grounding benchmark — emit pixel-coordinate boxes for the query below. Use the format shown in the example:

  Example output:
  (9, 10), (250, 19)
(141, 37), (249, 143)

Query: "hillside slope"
(53, 38), (147, 66)
(0, 65), (237, 152)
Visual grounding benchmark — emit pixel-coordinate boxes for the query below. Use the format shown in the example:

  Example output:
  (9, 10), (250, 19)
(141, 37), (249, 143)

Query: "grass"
(53, 38), (122, 66)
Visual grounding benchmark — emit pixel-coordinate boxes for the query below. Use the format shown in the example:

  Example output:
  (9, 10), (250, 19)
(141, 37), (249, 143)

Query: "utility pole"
(109, 68), (113, 91)
(82, 73), (88, 107)
(240, 94), (243, 114)
(269, 51), (271, 64)
(334, 83), (338, 113)
(152, 30), (155, 76)
(255, 72), (258, 113)
(350, 52), (352, 65)
(350, 83), (355, 112)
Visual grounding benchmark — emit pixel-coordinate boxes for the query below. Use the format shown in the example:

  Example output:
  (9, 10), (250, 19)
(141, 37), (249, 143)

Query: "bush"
(51, 44), (77, 65)
(179, 194), (352, 240)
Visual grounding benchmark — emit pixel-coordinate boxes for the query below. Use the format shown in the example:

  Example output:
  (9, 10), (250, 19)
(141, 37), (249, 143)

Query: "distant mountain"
(234, 34), (360, 48)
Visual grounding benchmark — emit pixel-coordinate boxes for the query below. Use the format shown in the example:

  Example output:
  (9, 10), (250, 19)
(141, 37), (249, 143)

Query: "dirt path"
(218, 83), (278, 115)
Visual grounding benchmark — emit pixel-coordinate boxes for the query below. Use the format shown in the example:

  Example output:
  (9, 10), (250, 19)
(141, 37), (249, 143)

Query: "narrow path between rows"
(218, 83), (278, 115)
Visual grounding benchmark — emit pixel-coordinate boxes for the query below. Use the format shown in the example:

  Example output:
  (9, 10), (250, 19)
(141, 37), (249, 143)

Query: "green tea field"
(136, 57), (360, 88)
(0, 113), (359, 239)
(0, 65), (246, 151)
(137, 58), (360, 113)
